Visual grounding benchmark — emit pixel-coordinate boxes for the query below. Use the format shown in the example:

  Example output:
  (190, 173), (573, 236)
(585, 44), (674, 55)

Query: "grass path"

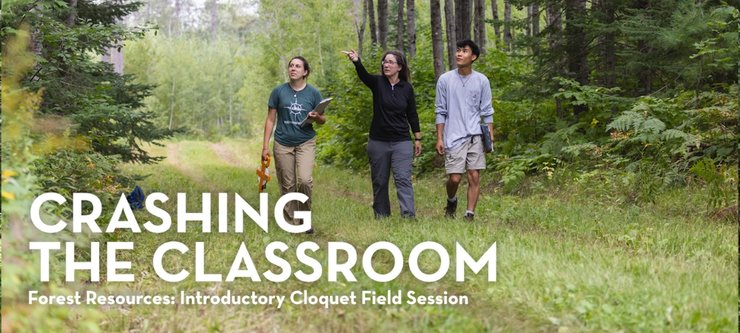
(109, 138), (737, 332)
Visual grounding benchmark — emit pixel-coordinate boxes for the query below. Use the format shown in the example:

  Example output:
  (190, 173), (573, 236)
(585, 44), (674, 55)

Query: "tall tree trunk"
(355, 0), (367, 54)
(596, 0), (616, 89)
(530, 3), (540, 55)
(406, 0), (416, 57)
(474, 0), (486, 52)
(367, 0), (378, 46)
(168, 80), (176, 130)
(491, 0), (500, 42)
(173, 0), (181, 36)
(565, 0), (589, 116)
(431, 0), (445, 78)
(396, 0), (405, 51)
(531, 3), (540, 36)
(101, 47), (124, 74)
(503, 0), (512, 50)
(378, 0), (388, 49)
(228, 94), (233, 130)
(526, 5), (532, 37)
(546, 3), (564, 118)
(546, 2), (562, 50)
(454, 0), (472, 41)
(66, 0), (78, 26)
(208, 0), (218, 41)
(316, 31), (325, 77)
(635, 0), (652, 94)
(444, 0), (455, 69)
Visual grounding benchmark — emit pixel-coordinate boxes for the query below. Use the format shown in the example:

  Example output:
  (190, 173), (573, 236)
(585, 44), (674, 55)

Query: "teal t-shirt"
(268, 83), (322, 147)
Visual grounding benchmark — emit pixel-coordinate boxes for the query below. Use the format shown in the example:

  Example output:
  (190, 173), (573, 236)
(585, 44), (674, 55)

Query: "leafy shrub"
(32, 149), (135, 203)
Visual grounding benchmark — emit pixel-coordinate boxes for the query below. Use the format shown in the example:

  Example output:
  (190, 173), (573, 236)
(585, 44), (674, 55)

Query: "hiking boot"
(464, 212), (475, 222)
(445, 199), (457, 218)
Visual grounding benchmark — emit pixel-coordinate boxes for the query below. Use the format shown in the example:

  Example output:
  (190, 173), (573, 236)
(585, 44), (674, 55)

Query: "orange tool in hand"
(256, 155), (271, 193)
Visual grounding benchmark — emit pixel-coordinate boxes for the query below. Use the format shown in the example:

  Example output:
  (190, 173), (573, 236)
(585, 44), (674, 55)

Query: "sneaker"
(305, 227), (314, 234)
(445, 199), (457, 218)
(464, 212), (475, 221)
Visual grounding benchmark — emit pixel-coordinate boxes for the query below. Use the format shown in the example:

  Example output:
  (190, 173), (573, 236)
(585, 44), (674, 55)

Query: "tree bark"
(431, 0), (445, 78)
(546, 3), (564, 118)
(531, 3), (540, 36)
(546, 2), (562, 50)
(378, 0), (388, 49)
(407, 0), (416, 57)
(101, 47), (124, 74)
(530, 3), (540, 55)
(355, 0), (367, 54)
(367, 0), (378, 45)
(66, 0), (78, 27)
(173, 0), (181, 36)
(526, 5), (532, 37)
(635, 0), (652, 94)
(474, 0), (486, 52)
(503, 0), (512, 50)
(491, 0), (500, 42)
(454, 0), (472, 41)
(565, 0), (589, 116)
(444, 0), (455, 69)
(208, 0), (218, 41)
(396, 0), (405, 51)
(597, 0), (616, 89)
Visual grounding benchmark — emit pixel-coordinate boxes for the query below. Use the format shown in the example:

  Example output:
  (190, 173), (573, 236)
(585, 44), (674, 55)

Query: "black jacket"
(353, 60), (420, 142)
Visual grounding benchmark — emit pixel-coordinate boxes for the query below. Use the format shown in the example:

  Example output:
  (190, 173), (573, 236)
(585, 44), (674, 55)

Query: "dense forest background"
(3, 0), (737, 197)
(126, 0), (739, 195)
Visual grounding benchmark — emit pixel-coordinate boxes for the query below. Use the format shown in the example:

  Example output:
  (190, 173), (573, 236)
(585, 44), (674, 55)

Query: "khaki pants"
(273, 137), (316, 225)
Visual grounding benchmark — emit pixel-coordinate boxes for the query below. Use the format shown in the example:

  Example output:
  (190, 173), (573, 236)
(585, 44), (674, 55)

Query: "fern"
(607, 111), (643, 132)
(690, 158), (735, 209)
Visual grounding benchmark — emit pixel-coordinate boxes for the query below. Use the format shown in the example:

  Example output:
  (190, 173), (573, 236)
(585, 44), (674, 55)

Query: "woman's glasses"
(381, 60), (397, 65)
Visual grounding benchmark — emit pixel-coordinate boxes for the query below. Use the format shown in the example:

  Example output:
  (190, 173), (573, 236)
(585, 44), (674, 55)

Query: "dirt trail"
(165, 142), (212, 190)
(209, 142), (243, 168)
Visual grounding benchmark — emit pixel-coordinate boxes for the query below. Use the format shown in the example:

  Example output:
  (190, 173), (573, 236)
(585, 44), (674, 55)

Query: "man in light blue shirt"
(435, 39), (494, 221)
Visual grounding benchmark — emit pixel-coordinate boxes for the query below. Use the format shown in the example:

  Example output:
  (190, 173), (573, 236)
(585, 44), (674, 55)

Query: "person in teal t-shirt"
(262, 56), (326, 234)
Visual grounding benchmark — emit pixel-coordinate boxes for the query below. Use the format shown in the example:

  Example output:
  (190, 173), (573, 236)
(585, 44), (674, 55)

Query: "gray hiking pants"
(366, 139), (416, 218)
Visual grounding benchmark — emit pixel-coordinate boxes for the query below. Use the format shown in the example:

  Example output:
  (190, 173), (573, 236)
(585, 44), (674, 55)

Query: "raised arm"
(342, 49), (376, 89)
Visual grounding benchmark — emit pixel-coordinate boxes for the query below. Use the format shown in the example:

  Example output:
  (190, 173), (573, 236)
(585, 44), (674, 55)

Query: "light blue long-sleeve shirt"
(435, 69), (494, 149)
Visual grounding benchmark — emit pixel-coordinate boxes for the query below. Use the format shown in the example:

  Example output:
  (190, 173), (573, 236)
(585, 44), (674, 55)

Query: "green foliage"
(317, 49), (380, 169)
(2, 28), (104, 332)
(32, 150), (134, 202)
(606, 84), (738, 170)
(125, 34), (252, 138)
(2, 0), (172, 166)
(690, 158), (736, 210)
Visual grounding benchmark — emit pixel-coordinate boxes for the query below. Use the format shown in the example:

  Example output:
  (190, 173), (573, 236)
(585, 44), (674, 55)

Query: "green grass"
(99, 138), (738, 332)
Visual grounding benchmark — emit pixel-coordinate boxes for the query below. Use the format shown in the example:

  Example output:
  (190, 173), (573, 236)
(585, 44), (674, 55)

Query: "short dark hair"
(289, 56), (311, 80)
(380, 50), (411, 82)
(456, 39), (480, 60)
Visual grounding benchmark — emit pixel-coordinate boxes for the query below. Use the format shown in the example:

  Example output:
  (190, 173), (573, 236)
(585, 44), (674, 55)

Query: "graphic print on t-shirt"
(284, 97), (305, 125)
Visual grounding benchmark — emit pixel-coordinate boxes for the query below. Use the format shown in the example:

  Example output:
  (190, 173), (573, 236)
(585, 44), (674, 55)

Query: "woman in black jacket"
(342, 49), (421, 219)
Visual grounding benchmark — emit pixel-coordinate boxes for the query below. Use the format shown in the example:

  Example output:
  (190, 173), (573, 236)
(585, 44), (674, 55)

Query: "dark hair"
(289, 56), (311, 80)
(456, 39), (480, 61)
(380, 50), (410, 82)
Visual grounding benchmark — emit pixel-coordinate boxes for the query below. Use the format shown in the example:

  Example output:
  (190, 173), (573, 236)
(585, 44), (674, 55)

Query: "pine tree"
(2, 0), (172, 164)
